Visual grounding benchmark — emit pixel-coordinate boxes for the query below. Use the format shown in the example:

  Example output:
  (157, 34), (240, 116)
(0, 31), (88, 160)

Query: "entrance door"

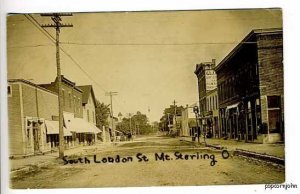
(33, 126), (40, 153)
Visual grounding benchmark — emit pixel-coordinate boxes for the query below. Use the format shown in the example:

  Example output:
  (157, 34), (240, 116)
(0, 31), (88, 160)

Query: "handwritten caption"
(63, 150), (230, 167)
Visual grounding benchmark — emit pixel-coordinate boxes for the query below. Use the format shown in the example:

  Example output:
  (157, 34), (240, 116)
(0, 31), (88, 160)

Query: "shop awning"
(45, 120), (72, 136)
(226, 103), (240, 110)
(63, 112), (101, 134)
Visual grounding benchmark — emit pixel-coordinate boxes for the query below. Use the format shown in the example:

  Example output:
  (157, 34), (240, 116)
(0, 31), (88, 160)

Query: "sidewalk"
(10, 142), (114, 173)
(179, 136), (285, 159)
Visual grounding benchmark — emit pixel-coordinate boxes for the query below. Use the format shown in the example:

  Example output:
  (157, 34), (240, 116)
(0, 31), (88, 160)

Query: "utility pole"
(173, 100), (178, 131)
(105, 91), (118, 141)
(128, 113), (132, 137)
(167, 113), (171, 132)
(41, 13), (73, 159)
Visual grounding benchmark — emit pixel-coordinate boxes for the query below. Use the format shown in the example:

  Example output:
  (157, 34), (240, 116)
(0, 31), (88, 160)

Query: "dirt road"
(11, 136), (284, 188)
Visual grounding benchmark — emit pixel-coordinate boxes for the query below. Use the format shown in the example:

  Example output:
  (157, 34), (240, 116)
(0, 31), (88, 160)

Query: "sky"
(7, 9), (282, 122)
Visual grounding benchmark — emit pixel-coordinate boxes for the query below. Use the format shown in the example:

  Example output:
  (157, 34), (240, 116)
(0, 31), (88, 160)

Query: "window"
(267, 96), (281, 133)
(92, 111), (95, 123)
(73, 95), (76, 112)
(7, 85), (12, 97)
(268, 96), (280, 108)
(62, 89), (65, 106)
(68, 92), (71, 108)
(87, 109), (90, 122)
(78, 98), (81, 113)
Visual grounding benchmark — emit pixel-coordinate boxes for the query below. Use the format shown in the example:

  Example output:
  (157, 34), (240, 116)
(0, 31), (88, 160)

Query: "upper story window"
(8, 85), (12, 97)
(68, 92), (72, 108)
(92, 111), (95, 123)
(78, 98), (81, 113)
(87, 109), (90, 122)
(268, 96), (280, 109)
(73, 95), (76, 112)
(62, 89), (65, 106)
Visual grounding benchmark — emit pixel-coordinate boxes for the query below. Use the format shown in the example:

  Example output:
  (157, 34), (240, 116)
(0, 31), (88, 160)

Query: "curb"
(234, 149), (285, 165)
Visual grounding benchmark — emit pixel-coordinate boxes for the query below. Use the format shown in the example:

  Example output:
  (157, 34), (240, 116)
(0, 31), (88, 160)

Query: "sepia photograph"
(6, 8), (285, 189)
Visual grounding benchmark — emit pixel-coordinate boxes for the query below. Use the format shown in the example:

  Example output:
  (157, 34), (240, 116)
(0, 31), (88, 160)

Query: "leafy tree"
(159, 105), (184, 131)
(95, 100), (110, 130)
(116, 111), (153, 135)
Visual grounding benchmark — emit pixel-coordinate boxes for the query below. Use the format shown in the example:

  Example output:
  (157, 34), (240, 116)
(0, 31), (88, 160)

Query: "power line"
(24, 15), (56, 42)
(25, 14), (128, 115)
(60, 41), (257, 46)
(24, 14), (107, 93)
(8, 44), (54, 49)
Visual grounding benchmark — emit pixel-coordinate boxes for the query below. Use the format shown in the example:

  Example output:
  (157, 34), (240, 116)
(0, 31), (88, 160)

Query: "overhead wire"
(24, 14), (127, 113)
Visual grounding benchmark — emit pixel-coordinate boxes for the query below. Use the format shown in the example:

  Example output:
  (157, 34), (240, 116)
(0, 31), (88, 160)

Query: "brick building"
(215, 28), (283, 143)
(40, 75), (83, 118)
(194, 59), (219, 138)
(40, 75), (101, 146)
(7, 79), (72, 157)
(206, 88), (219, 138)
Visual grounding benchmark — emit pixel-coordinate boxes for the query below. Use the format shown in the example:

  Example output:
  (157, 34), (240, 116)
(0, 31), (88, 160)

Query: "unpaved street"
(11, 136), (284, 188)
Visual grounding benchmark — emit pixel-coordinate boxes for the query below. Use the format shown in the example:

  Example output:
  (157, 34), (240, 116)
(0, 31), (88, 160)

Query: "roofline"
(8, 79), (58, 95)
(61, 76), (83, 93)
(215, 28), (282, 72)
(77, 85), (97, 106)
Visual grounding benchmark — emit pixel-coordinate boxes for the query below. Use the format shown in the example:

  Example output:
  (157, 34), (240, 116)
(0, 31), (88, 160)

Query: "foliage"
(95, 100), (110, 130)
(116, 111), (154, 135)
(159, 105), (184, 131)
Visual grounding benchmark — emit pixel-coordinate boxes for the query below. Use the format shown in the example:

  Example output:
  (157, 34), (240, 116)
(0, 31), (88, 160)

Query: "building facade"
(206, 89), (219, 138)
(40, 75), (101, 146)
(215, 28), (283, 143)
(40, 75), (83, 118)
(8, 79), (60, 156)
(194, 59), (219, 138)
(180, 104), (197, 137)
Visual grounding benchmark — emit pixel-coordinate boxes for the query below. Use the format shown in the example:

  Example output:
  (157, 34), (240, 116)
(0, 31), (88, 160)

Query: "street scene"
(10, 135), (284, 188)
(6, 9), (284, 188)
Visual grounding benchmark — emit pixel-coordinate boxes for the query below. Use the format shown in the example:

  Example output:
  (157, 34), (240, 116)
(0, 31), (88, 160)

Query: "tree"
(95, 100), (110, 130)
(116, 111), (154, 135)
(159, 105), (184, 132)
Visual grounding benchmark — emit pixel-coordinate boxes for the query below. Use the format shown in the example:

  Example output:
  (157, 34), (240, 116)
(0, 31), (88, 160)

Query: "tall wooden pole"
(41, 13), (73, 158)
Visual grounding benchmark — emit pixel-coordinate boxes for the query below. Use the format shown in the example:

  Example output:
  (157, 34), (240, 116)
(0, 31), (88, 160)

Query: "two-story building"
(8, 79), (72, 157)
(215, 28), (283, 143)
(40, 75), (101, 146)
(180, 104), (197, 137)
(194, 59), (219, 138)
(78, 85), (103, 143)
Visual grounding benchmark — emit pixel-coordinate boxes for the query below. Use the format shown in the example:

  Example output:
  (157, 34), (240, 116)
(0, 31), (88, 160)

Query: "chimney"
(212, 59), (216, 68)
(212, 59), (216, 64)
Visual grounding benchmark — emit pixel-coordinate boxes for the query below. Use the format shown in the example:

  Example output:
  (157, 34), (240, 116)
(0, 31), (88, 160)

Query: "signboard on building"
(205, 70), (217, 91)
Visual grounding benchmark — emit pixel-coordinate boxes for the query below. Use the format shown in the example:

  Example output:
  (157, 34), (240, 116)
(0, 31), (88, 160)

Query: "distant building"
(180, 104), (197, 137)
(206, 89), (219, 138)
(215, 28), (283, 143)
(194, 59), (219, 137)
